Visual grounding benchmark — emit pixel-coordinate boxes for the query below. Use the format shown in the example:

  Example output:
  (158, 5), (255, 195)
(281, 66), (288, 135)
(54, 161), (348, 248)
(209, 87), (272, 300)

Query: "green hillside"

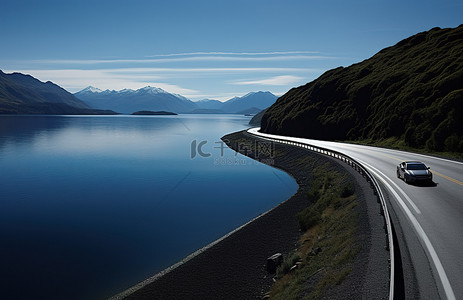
(261, 25), (463, 153)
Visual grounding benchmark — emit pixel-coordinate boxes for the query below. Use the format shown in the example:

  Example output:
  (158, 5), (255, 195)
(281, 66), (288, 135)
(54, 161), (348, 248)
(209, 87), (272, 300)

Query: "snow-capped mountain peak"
(138, 86), (167, 94)
(74, 85), (198, 114)
(77, 86), (172, 96)
(74, 86), (276, 114)
(79, 86), (103, 93)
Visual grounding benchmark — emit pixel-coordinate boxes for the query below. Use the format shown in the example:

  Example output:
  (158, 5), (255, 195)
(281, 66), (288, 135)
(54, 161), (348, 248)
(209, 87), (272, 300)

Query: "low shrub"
(276, 251), (301, 278)
(297, 206), (321, 231)
(340, 182), (355, 198)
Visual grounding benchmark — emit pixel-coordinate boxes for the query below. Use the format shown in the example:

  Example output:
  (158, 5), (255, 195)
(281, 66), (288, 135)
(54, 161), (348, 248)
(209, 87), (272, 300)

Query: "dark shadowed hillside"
(261, 25), (463, 152)
(249, 108), (267, 126)
(0, 71), (116, 114)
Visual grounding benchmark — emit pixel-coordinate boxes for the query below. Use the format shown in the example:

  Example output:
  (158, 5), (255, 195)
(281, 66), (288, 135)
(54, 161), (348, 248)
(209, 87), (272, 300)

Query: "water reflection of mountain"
(0, 116), (68, 150)
(0, 115), (186, 152)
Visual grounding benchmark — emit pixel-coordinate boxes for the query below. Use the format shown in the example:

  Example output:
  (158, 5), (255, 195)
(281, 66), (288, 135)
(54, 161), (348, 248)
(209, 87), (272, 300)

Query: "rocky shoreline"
(112, 130), (389, 299)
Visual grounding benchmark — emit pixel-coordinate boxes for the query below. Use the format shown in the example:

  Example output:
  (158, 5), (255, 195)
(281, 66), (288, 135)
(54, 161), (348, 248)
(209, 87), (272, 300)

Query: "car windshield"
(407, 164), (427, 170)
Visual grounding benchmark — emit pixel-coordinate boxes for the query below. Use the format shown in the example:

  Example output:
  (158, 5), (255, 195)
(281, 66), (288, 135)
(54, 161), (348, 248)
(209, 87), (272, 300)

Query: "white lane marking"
(249, 127), (456, 299)
(359, 161), (456, 300)
(355, 159), (421, 214)
(250, 128), (463, 186)
(251, 128), (415, 214)
(249, 127), (463, 166)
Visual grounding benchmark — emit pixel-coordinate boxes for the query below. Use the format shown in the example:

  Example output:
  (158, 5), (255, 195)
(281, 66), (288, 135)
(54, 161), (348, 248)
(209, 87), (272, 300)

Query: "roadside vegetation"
(268, 165), (359, 299)
(223, 132), (367, 299)
(345, 137), (463, 160)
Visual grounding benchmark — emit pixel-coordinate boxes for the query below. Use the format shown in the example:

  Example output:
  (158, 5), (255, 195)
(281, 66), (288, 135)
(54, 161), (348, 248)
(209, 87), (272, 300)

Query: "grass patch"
(276, 251), (301, 278)
(268, 165), (360, 299)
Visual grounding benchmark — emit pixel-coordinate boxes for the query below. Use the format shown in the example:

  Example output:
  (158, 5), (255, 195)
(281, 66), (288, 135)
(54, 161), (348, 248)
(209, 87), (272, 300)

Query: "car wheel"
(397, 170), (401, 179)
(404, 176), (408, 184)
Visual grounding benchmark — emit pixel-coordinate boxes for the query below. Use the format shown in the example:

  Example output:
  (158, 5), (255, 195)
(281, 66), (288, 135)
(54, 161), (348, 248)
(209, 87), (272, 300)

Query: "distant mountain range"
(0, 69), (278, 115)
(0, 70), (115, 114)
(75, 87), (278, 114)
(220, 91), (277, 113)
(195, 99), (224, 110)
(261, 25), (463, 152)
(75, 86), (197, 114)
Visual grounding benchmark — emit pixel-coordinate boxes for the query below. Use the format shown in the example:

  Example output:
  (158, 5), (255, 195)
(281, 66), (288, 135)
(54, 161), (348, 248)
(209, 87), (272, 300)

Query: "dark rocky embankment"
(114, 130), (388, 299)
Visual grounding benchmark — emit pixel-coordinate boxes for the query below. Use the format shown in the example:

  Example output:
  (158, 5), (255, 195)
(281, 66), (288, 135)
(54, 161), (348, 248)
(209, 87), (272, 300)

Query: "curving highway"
(248, 127), (462, 300)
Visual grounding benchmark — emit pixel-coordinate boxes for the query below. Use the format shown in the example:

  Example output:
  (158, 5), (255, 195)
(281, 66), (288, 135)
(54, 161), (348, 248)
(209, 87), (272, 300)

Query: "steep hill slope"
(0, 71), (111, 114)
(261, 25), (463, 152)
(221, 91), (277, 113)
(249, 108), (267, 126)
(194, 92), (277, 114)
(195, 99), (225, 110)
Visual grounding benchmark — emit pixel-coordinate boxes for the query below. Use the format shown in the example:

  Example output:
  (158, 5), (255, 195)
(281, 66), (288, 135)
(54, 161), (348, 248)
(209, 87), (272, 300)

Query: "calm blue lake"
(0, 114), (297, 300)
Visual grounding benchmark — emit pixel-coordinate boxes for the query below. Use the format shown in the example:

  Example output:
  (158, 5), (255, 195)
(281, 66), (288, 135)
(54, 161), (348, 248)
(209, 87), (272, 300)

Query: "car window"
(407, 164), (427, 170)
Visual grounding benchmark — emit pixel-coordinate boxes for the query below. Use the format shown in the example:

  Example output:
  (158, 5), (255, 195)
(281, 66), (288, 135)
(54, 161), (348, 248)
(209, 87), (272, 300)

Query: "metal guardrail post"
(247, 129), (395, 300)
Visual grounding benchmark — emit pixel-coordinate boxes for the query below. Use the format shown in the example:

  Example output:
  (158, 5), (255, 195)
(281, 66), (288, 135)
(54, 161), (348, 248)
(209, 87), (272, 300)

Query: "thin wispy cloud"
(146, 51), (319, 57)
(107, 67), (321, 73)
(233, 75), (304, 86)
(147, 83), (198, 95)
(34, 55), (340, 65)
(8, 67), (317, 81)
(10, 67), (319, 74)
(5, 66), (318, 99)
(5, 69), (197, 95)
(4, 50), (330, 99)
(188, 92), (256, 101)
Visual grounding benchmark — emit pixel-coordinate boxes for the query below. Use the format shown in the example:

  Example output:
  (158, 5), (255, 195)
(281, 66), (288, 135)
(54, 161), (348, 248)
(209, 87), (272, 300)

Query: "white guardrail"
(247, 128), (395, 300)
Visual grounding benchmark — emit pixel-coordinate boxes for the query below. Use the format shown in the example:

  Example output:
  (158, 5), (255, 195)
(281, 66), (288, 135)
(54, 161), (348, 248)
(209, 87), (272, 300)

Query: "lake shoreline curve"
(111, 129), (389, 299)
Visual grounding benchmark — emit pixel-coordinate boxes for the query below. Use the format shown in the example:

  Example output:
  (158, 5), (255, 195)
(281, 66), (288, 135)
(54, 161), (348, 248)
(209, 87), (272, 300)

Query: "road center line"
(430, 170), (463, 186)
(248, 127), (457, 299)
(290, 135), (463, 187)
(360, 161), (455, 300)
(350, 147), (463, 186)
(377, 147), (463, 166)
(356, 159), (421, 214)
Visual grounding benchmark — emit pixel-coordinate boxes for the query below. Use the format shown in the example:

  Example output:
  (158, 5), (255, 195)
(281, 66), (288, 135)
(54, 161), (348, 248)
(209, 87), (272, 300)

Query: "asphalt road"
(249, 128), (462, 300)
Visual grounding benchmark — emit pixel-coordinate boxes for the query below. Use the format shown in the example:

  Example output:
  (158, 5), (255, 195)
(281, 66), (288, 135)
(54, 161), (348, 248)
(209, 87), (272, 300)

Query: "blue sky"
(1, 0), (461, 101)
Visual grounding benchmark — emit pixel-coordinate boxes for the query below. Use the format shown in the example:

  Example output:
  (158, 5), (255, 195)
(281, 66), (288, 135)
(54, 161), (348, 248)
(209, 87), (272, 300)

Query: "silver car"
(397, 161), (433, 183)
